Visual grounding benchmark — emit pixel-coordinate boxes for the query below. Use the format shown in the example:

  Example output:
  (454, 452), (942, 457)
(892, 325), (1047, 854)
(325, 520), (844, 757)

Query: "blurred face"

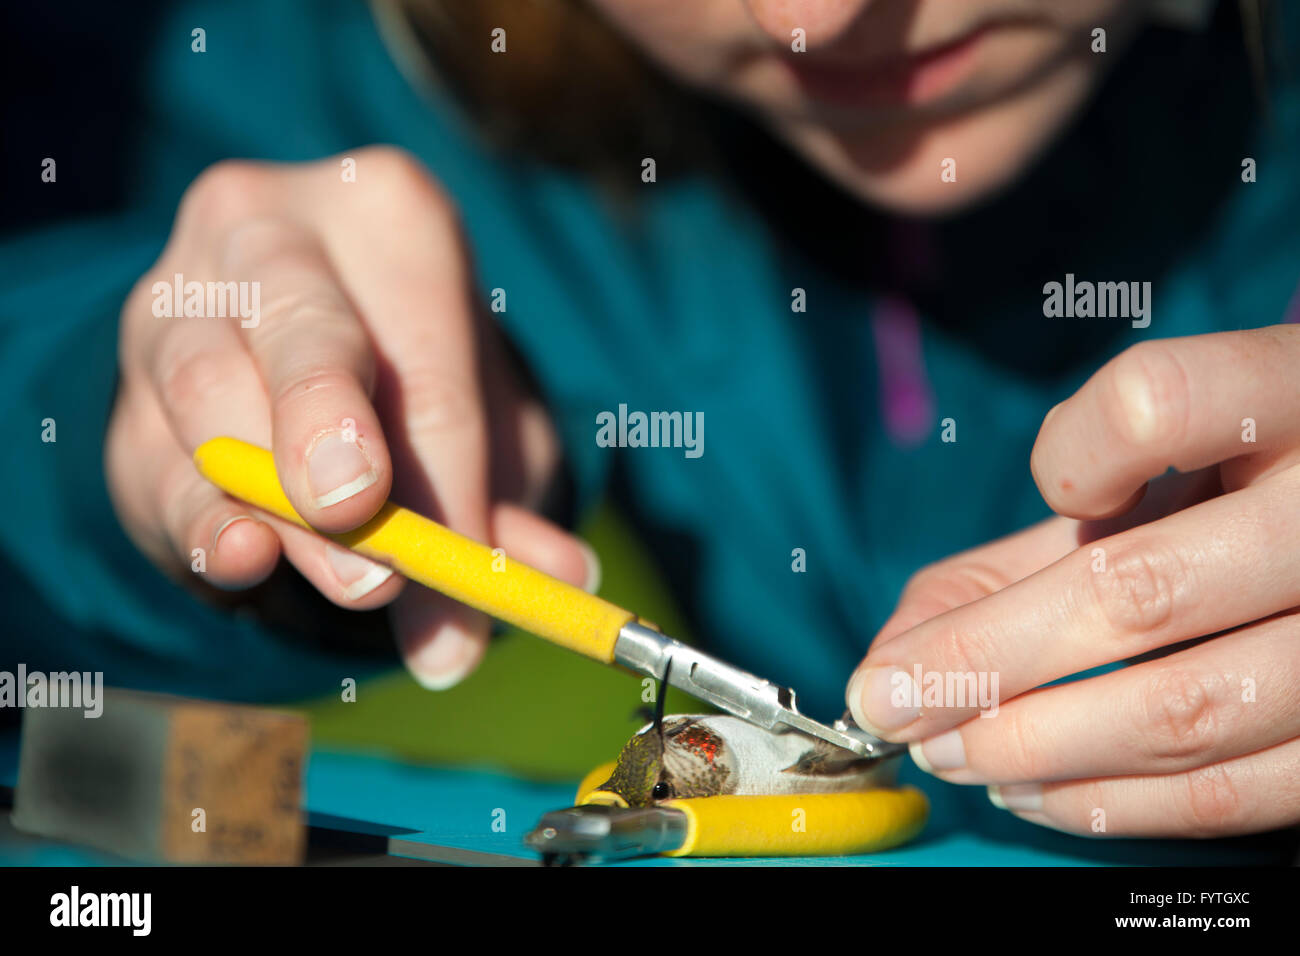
(588, 0), (1149, 214)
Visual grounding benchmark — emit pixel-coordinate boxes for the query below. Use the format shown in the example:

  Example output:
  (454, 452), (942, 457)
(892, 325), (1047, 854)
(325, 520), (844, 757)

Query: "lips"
(781, 25), (992, 108)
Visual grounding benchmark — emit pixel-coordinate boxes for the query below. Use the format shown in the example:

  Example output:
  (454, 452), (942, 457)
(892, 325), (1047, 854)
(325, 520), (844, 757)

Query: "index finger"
(847, 471), (1300, 742)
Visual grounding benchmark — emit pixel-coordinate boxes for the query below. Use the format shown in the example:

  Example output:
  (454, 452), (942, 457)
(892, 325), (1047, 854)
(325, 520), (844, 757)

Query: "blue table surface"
(1, 734), (1292, 866)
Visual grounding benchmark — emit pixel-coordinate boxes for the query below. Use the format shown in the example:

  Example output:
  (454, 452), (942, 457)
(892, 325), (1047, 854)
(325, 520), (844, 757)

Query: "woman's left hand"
(847, 325), (1300, 837)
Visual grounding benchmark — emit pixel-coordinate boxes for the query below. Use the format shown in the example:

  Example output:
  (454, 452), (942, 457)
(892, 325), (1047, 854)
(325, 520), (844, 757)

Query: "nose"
(743, 0), (876, 49)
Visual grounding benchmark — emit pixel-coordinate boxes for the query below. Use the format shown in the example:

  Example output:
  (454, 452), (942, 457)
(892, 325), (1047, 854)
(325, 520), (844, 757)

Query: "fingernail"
(846, 666), (921, 737)
(407, 620), (479, 690)
(308, 431), (377, 508)
(326, 546), (393, 601)
(212, 515), (254, 553)
(912, 729), (966, 774)
(988, 783), (1043, 812)
(577, 539), (602, 594)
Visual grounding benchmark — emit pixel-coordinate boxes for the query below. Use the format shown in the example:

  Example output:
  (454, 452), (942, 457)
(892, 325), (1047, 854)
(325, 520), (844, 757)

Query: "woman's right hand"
(107, 147), (598, 688)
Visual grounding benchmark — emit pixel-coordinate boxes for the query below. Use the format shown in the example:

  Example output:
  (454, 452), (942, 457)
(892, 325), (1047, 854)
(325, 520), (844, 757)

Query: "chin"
(767, 52), (1102, 219)
(778, 124), (1043, 218)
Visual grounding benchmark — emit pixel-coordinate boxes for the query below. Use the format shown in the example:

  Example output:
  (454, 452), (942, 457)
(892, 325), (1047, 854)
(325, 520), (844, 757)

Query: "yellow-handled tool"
(195, 436), (633, 662)
(194, 437), (901, 760)
(519, 760), (928, 862)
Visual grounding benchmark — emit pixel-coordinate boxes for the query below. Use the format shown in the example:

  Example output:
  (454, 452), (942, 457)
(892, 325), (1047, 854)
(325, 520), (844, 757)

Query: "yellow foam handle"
(575, 758), (927, 857)
(193, 437), (634, 663)
(664, 789), (928, 858)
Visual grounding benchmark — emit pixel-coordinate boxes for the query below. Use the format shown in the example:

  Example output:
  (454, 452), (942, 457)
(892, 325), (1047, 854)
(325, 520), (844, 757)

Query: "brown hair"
(393, 0), (1280, 166)
(389, 0), (702, 174)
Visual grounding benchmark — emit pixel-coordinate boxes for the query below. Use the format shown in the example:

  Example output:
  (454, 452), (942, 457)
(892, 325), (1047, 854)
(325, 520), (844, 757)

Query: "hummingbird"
(595, 660), (898, 807)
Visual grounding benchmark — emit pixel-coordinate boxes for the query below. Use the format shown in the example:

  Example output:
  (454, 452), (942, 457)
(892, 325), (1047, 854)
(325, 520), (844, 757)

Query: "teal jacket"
(2, 0), (1298, 725)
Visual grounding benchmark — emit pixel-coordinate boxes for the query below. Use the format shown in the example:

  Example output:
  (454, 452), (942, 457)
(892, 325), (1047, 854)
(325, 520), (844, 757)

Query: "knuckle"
(1104, 343), (1190, 451)
(356, 145), (424, 178)
(901, 564), (941, 596)
(255, 285), (352, 334)
(218, 216), (316, 274)
(271, 363), (372, 409)
(155, 340), (240, 426)
(941, 562), (1010, 603)
(254, 296), (374, 393)
(900, 565), (945, 605)
(1138, 667), (1221, 764)
(998, 706), (1048, 780)
(356, 146), (454, 216)
(179, 160), (272, 230)
(1086, 541), (1186, 636)
(398, 367), (483, 439)
(1078, 779), (1108, 831)
(1178, 763), (1243, 837)
(933, 624), (997, 692)
(903, 561), (1006, 607)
